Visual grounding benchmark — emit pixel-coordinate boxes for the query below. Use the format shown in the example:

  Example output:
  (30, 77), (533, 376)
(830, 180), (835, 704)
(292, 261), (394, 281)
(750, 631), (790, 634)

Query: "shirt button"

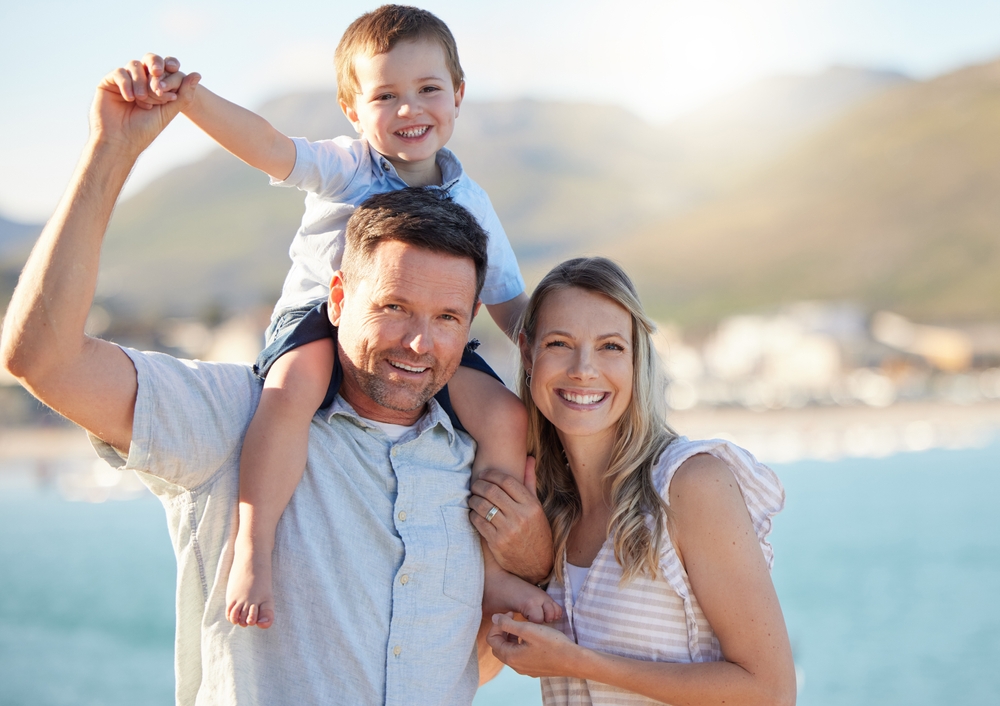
(393, 645), (402, 657)
(382, 161), (390, 172)
(398, 511), (407, 522)
(400, 574), (409, 585)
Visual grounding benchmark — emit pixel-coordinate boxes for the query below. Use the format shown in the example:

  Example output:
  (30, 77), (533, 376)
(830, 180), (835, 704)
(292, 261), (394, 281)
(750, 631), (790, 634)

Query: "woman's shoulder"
(653, 437), (786, 568)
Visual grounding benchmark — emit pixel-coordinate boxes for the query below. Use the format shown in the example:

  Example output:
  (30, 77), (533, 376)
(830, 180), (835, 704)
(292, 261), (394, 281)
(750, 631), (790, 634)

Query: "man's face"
(329, 240), (479, 424)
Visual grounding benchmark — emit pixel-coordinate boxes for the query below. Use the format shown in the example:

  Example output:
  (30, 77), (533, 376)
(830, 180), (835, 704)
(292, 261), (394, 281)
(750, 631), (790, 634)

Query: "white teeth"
(561, 391), (605, 405)
(390, 361), (427, 373)
(396, 126), (429, 138)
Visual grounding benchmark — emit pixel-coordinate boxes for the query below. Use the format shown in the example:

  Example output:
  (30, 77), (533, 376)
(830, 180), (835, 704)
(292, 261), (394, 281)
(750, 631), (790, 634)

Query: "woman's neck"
(561, 429), (616, 515)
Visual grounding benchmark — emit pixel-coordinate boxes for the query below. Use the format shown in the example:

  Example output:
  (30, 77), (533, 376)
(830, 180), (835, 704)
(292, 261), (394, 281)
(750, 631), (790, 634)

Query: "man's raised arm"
(0, 64), (200, 453)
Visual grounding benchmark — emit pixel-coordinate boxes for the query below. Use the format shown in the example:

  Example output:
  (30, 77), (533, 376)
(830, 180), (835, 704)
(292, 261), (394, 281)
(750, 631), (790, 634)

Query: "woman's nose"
(568, 349), (598, 380)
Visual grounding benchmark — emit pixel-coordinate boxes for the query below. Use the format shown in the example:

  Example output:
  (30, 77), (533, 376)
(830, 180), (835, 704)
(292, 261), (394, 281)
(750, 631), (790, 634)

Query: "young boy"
(136, 6), (558, 630)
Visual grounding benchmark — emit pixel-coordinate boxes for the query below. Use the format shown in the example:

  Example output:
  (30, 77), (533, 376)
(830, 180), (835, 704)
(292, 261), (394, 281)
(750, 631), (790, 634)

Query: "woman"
(476, 258), (796, 705)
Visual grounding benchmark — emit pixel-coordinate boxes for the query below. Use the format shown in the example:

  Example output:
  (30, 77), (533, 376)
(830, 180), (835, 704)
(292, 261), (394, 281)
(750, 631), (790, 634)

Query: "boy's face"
(341, 39), (465, 174)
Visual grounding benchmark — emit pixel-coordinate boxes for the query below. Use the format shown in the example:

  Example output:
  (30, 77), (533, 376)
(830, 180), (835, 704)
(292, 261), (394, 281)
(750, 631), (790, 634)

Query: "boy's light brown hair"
(335, 4), (465, 110)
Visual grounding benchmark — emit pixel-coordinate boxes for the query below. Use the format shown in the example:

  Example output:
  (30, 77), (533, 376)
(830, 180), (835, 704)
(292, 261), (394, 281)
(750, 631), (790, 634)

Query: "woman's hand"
(470, 457), (554, 583)
(486, 612), (582, 679)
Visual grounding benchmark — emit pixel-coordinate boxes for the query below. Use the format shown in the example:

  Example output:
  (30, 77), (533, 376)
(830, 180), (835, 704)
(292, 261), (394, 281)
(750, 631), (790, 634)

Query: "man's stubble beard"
(341, 347), (452, 413)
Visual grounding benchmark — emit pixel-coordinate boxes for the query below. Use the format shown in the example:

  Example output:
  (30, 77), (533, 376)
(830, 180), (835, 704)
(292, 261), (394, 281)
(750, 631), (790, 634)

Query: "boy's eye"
(375, 93), (395, 102)
(420, 85), (442, 93)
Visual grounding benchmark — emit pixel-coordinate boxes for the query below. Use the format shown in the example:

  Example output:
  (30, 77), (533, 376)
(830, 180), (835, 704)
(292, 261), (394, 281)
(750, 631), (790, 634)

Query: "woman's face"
(524, 286), (634, 446)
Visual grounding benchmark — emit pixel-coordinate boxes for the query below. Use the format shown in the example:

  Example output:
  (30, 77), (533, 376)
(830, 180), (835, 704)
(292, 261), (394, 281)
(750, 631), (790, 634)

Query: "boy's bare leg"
(448, 366), (562, 623)
(229, 338), (333, 628)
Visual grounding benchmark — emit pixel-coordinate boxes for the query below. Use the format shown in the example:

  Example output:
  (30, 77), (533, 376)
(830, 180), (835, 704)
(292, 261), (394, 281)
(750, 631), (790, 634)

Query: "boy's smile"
(341, 39), (465, 188)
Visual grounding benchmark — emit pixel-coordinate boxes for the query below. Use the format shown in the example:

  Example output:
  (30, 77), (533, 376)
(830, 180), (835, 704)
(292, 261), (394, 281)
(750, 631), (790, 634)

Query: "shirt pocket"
(441, 506), (485, 608)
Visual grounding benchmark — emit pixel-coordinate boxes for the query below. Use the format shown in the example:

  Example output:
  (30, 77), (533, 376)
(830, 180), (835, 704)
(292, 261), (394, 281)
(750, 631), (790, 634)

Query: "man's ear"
(328, 271), (346, 327)
(454, 80), (465, 118)
(472, 298), (481, 319)
(340, 99), (362, 135)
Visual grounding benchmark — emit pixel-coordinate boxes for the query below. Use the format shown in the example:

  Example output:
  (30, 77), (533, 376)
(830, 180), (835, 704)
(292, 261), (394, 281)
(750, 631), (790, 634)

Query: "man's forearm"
(3, 139), (132, 380)
(1, 137), (140, 451)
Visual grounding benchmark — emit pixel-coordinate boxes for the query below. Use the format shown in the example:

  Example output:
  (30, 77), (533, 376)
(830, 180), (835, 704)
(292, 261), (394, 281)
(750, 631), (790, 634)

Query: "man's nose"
(403, 320), (433, 355)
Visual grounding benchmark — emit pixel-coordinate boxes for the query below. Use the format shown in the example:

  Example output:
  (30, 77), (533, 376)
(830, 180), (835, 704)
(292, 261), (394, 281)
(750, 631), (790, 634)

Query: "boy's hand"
(111, 54), (185, 110)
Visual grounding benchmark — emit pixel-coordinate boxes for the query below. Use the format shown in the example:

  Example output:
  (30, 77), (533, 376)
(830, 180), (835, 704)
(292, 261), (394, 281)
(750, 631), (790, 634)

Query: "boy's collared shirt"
(271, 136), (524, 316)
(91, 346), (484, 706)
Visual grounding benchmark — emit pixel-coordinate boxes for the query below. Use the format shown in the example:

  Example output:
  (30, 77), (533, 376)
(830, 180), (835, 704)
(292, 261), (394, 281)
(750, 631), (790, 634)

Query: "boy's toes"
(256, 604), (275, 629)
(543, 600), (563, 623)
(523, 604), (546, 624)
(247, 603), (259, 626)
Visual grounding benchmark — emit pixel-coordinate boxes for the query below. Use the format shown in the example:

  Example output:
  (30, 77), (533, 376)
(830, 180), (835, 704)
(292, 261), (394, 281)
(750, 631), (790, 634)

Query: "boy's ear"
(339, 99), (362, 134)
(453, 80), (465, 117)
(328, 271), (347, 327)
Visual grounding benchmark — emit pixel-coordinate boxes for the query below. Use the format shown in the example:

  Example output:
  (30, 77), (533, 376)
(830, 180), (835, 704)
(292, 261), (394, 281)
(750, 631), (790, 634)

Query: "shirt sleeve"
(270, 136), (368, 200)
(459, 186), (525, 306)
(89, 346), (261, 493)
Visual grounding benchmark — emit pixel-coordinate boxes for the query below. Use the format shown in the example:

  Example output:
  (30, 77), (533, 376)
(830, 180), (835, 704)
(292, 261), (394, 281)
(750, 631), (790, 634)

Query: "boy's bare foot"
(226, 542), (275, 629)
(484, 569), (563, 624)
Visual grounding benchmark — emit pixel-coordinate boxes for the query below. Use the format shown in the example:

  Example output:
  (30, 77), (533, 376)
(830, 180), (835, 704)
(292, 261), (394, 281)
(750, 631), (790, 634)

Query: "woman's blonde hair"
(519, 257), (677, 585)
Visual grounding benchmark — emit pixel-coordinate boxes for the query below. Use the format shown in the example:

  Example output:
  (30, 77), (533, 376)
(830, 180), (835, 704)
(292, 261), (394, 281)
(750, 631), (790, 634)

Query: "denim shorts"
(254, 302), (500, 433)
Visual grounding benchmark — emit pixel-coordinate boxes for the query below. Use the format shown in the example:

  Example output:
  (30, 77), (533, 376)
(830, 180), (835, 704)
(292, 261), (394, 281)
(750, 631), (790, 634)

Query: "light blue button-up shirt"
(92, 347), (484, 705)
(271, 136), (525, 315)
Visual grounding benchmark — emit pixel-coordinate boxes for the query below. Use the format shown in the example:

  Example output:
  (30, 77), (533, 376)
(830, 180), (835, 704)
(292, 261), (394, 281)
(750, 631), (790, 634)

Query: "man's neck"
(338, 375), (426, 426)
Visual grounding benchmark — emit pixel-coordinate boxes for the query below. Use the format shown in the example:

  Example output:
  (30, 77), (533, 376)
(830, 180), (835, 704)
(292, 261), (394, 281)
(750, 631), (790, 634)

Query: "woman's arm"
(488, 453), (796, 706)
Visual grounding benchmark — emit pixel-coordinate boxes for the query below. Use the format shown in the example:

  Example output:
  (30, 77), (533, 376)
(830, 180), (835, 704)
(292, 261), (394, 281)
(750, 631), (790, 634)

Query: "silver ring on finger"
(484, 505), (500, 523)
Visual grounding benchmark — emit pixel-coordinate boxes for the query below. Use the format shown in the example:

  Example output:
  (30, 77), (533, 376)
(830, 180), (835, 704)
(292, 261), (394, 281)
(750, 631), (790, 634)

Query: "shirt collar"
(367, 142), (463, 191)
(324, 393), (459, 444)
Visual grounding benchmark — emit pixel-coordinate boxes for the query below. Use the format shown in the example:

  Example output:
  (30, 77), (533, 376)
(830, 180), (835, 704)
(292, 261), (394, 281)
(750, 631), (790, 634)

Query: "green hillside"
(91, 65), (904, 319)
(616, 59), (1000, 326)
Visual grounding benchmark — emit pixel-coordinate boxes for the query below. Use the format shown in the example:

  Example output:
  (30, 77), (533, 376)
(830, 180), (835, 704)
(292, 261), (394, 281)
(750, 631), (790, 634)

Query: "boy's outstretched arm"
(141, 53), (296, 181)
(485, 292), (529, 341)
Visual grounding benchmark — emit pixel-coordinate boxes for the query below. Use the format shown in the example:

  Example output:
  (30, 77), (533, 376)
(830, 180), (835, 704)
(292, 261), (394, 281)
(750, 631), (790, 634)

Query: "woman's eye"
(602, 342), (625, 351)
(545, 340), (567, 348)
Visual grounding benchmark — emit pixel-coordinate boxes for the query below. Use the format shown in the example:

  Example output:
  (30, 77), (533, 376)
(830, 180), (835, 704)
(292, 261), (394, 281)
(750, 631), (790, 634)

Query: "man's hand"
(470, 458), (554, 584)
(91, 56), (199, 159)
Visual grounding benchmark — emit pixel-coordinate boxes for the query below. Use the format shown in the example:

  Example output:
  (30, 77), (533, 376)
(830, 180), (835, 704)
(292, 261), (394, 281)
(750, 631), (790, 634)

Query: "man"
(0, 65), (550, 704)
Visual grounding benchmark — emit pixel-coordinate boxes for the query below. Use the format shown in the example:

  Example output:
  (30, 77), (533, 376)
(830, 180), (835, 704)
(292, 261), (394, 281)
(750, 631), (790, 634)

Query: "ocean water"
(1, 443), (998, 705)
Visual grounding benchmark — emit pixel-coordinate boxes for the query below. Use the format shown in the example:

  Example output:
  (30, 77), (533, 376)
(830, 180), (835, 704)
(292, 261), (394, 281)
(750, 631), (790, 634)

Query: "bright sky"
(3, 0), (1000, 222)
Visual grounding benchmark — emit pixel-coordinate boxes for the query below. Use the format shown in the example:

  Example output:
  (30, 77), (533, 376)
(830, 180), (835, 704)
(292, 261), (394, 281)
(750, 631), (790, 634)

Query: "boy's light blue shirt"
(91, 347), (485, 705)
(271, 136), (525, 316)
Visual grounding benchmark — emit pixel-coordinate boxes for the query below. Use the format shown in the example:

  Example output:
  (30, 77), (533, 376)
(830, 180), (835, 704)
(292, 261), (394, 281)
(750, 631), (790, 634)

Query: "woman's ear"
(518, 332), (532, 373)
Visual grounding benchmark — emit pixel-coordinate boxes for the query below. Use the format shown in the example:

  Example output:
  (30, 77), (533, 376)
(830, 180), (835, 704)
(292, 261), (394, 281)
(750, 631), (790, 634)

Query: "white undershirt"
(369, 419), (417, 442)
(565, 562), (590, 604)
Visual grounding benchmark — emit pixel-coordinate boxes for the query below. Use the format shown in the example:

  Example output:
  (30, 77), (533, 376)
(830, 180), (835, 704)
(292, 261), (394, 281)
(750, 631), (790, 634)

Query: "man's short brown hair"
(342, 188), (488, 309)
(335, 5), (465, 110)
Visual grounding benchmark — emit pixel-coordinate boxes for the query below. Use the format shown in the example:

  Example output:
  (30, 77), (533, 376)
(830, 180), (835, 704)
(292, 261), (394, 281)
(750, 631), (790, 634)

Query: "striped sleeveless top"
(541, 437), (785, 705)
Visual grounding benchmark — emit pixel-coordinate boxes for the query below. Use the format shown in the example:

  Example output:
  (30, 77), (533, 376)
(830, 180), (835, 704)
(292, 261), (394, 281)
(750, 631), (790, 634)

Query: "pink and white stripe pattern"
(541, 437), (785, 705)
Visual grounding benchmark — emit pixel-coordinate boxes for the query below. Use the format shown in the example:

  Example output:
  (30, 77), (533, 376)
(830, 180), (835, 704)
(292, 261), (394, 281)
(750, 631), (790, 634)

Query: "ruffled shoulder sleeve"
(653, 437), (785, 569)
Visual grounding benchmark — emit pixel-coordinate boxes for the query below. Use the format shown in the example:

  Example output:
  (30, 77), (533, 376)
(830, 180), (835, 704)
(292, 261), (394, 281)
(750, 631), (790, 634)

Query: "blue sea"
(1, 443), (998, 705)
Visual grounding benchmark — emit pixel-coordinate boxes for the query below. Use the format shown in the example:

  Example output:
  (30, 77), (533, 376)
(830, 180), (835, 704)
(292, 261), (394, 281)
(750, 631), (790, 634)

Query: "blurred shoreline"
(3, 400), (999, 477)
